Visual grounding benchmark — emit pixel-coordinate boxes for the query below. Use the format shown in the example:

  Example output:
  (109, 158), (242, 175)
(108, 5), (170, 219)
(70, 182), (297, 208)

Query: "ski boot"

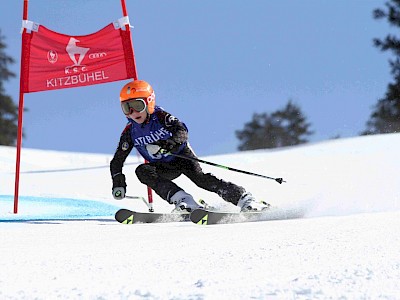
(238, 192), (271, 212)
(170, 190), (203, 213)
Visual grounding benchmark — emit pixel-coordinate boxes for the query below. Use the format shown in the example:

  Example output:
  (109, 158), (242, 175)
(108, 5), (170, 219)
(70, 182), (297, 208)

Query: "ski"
(190, 207), (305, 225)
(115, 208), (190, 224)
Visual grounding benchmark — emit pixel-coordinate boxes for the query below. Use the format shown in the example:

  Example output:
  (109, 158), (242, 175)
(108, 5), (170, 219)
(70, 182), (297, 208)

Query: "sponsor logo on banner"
(47, 50), (58, 64)
(45, 37), (110, 89)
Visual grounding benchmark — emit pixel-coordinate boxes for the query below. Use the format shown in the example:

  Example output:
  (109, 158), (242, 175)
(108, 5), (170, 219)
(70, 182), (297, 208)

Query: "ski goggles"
(121, 98), (147, 115)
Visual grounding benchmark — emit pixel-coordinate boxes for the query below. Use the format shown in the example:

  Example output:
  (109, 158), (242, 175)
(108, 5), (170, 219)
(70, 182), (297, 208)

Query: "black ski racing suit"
(110, 109), (245, 205)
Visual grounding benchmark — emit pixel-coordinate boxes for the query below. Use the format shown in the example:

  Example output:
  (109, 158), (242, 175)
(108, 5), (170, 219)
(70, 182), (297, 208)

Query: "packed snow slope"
(0, 133), (399, 299)
(1, 133), (399, 218)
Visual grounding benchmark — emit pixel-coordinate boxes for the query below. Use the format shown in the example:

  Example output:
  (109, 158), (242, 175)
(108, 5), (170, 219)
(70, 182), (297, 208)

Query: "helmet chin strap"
(143, 112), (151, 125)
(139, 107), (151, 127)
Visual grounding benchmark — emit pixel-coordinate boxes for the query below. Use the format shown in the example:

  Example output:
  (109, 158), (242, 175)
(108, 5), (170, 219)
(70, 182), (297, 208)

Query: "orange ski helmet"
(119, 80), (156, 114)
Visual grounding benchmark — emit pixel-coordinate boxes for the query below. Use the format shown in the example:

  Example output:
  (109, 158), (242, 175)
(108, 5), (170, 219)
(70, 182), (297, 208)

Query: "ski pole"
(125, 195), (154, 212)
(167, 152), (286, 184)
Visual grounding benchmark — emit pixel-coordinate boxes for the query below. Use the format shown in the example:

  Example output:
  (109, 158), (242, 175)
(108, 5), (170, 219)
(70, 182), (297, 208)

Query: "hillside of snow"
(1, 134), (400, 299)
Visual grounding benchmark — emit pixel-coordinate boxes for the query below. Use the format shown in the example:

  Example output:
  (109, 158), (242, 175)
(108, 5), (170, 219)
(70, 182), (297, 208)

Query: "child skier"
(110, 80), (270, 212)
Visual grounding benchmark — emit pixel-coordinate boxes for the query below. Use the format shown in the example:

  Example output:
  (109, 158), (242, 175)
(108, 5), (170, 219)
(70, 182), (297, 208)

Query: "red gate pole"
(14, 0), (29, 214)
(120, 0), (154, 210)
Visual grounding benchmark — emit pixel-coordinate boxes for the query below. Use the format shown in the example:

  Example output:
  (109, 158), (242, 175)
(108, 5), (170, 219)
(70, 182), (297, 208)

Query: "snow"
(1, 133), (400, 299)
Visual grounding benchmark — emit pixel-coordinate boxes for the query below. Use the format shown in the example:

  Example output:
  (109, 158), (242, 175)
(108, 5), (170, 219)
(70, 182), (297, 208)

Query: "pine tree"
(236, 100), (313, 150)
(363, 0), (400, 134)
(0, 29), (19, 146)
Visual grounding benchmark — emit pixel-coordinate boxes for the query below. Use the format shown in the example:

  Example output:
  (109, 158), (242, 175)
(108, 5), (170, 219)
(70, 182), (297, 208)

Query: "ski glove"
(151, 139), (181, 154)
(112, 173), (126, 200)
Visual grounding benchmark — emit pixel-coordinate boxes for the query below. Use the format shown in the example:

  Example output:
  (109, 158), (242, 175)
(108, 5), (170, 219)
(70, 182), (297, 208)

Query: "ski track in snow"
(1, 134), (400, 299)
